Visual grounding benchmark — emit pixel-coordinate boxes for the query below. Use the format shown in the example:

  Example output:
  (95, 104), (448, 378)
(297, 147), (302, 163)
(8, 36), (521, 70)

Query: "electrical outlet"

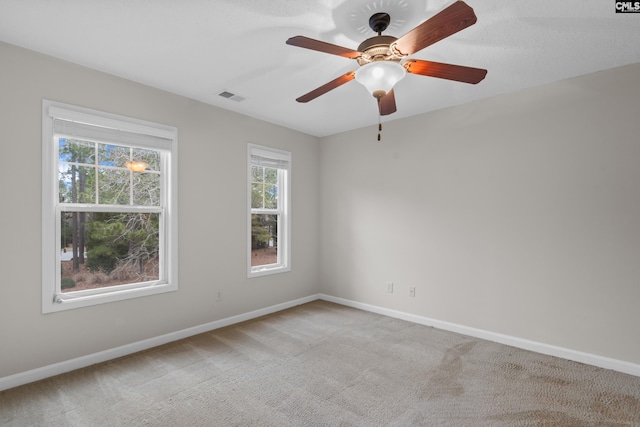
(408, 286), (415, 297)
(216, 291), (223, 301)
(386, 282), (394, 293)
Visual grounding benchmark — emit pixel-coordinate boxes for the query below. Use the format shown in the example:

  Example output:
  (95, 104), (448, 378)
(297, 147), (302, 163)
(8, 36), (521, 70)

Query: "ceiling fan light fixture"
(355, 61), (406, 99)
(125, 160), (149, 172)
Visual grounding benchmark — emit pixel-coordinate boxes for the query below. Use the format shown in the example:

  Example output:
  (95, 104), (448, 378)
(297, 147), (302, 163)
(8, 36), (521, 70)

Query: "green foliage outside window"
(251, 165), (279, 250)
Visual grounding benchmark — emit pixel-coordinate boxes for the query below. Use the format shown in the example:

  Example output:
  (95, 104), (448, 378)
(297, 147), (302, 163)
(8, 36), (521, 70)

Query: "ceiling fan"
(286, 0), (487, 117)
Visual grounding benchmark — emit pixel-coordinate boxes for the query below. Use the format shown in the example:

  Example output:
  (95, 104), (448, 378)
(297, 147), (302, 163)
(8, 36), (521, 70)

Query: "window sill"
(248, 265), (290, 279)
(43, 282), (178, 313)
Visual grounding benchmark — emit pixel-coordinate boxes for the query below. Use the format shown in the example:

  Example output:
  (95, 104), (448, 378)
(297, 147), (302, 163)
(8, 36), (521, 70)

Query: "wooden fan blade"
(378, 89), (397, 116)
(286, 36), (362, 59)
(404, 59), (487, 84)
(296, 72), (356, 103)
(394, 1), (477, 56)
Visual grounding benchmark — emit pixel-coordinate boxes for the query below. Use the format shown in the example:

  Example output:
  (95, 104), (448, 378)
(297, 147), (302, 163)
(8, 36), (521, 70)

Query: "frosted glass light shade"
(125, 160), (149, 172)
(355, 61), (406, 98)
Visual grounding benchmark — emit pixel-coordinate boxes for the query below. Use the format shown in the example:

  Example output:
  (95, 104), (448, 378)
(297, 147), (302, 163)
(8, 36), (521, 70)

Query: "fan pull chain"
(377, 115), (382, 142)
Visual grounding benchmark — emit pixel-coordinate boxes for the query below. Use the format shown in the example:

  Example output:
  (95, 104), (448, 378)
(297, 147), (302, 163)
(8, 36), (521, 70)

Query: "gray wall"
(319, 62), (640, 365)
(0, 42), (320, 378)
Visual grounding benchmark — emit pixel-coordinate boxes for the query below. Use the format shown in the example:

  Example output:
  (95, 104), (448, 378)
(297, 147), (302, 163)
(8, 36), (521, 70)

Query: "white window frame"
(247, 144), (291, 278)
(42, 100), (178, 313)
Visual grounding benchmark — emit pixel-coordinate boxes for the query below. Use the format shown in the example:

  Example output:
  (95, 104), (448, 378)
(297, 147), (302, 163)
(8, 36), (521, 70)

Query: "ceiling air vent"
(218, 90), (246, 102)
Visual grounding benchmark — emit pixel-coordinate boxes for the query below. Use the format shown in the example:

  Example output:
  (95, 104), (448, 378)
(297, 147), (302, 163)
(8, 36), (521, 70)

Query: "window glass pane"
(59, 165), (96, 203)
(133, 172), (161, 206)
(59, 139), (94, 165)
(98, 168), (130, 205)
(60, 211), (160, 293)
(264, 167), (278, 184)
(251, 165), (263, 182)
(133, 148), (160, 172)
(251, 165), (279, 210)
(251, 183), (264, 209)
(251, 214), (278, 267)
(98, 144), (129, 167)
(264, 184), (278, 209)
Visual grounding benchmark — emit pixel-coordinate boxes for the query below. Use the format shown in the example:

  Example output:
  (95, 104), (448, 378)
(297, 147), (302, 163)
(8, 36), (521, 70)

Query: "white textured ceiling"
(1, 0), (639, 137)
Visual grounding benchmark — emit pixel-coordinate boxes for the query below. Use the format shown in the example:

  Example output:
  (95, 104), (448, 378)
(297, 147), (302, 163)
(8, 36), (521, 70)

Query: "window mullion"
(58, 204), (162, 214)
(53, 136), (60, 206)
(94, 143), (99, 205)
(262, 166), (267, 209)
(55, 209), (62, 295)
(129, 147), (134, 206)
(251, 208), (280, 215)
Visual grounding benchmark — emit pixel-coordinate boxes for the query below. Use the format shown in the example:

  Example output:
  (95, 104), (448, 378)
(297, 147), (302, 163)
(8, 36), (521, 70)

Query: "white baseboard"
(0, 294), (320, 392)
(3, 292), (638, 392)
(318, 294), (640, 378)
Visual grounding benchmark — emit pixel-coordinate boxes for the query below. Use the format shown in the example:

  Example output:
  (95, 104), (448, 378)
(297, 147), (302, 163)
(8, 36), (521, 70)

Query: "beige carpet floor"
(1, 300), (639, 426)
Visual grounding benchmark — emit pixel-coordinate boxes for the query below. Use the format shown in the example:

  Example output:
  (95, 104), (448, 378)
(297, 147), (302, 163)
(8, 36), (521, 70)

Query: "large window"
(42, 100), (178, 313)
(248, 144), (291, 277)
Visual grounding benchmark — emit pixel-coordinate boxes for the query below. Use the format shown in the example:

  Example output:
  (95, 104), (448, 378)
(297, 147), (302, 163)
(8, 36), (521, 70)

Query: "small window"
(42, 100), (178, 313)
(248, 144), (291, 277)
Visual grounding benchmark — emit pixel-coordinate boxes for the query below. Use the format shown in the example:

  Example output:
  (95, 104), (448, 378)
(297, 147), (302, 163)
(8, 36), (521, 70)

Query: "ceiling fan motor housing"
(357, 35), (403, 65)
